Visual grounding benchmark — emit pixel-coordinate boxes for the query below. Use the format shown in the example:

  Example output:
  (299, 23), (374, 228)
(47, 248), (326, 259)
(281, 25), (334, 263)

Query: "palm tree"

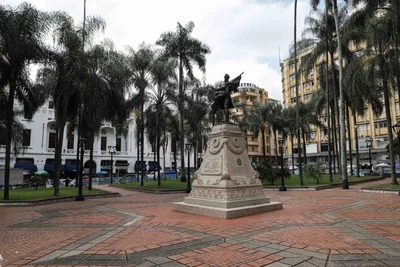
(294, 0), (304, 185)
(0, 3), (50, 200)
(352, 14), (398, 185)
(156, 21), (211, 181)
(310, 0), (348, 188)
(239, 102), (270, 165)
(148, 55), (177, 185)
(282, 106), (298, 173)
(41, 11), (105, 196)
(127, 43), (155, 186)
(81, 42), (131, 190)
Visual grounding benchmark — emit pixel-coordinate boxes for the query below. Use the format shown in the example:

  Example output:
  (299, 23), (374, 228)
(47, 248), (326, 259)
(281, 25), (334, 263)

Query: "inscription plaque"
(202, 156), (222, 175)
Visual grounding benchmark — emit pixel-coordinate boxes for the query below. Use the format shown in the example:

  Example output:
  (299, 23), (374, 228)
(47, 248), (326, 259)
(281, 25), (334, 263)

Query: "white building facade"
(0, 99), (181, 179)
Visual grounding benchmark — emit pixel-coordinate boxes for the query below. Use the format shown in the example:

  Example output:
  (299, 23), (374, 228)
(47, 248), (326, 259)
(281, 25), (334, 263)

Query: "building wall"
(0, 98), (179, 178)
(231, 82), (279, 163)
(281, 48), (398, 167)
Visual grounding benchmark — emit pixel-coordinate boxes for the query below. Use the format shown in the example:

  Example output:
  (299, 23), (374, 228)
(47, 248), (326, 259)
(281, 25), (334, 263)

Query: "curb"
(263, 176), (386, 191)
(0, 192), (120, 206)
(359, 188), (400, 195)
(110, 184), (186, 194)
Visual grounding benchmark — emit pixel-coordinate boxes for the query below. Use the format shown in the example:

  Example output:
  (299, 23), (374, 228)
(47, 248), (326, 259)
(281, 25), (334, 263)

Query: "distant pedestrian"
(65, 177), (70, 187)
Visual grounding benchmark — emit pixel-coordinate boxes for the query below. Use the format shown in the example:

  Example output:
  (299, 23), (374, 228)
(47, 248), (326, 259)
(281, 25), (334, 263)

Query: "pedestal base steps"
(173, 123), (282, 219)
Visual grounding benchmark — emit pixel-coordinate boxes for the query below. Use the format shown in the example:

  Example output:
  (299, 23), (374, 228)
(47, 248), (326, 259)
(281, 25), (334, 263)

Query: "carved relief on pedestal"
(250, 171), (260, 184)
(208, 137), (226, 155)
(227, 136), (246, 154)
(201, 155), (223, 175)
(193, 170), (204, 185)
(189, 187), (265, 200)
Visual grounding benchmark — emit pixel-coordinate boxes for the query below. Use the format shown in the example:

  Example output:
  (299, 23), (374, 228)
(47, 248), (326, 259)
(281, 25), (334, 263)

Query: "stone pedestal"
(173, 123), (282, 219)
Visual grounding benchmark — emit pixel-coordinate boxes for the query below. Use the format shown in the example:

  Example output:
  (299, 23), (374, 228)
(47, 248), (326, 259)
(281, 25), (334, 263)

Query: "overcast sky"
(5, 0), (312, 101)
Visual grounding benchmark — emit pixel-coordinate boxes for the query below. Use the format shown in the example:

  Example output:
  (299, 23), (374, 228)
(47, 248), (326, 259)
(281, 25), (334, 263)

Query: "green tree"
(127, 43), (155, 186)
(239, 102), (271, 169)
(156, 21), (211, 181)
(352, 14), (398, 185)
(0, 3), (49, 200)
(40, 11), (105, 196)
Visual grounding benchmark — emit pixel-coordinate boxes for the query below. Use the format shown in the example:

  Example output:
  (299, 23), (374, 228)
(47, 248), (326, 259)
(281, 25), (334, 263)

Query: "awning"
(134, 161), (147, 172)
(44, 164), (66, 172)
(148, 162), (162, 172)
(115, 160), (129, 166)
(64, 164), (76, 172)
(14, 164), (38, 172)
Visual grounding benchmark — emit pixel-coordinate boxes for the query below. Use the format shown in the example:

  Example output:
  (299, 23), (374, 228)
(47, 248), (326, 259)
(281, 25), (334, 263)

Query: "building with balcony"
(281, 47), (398, 169)
(231, 82), (280, 163)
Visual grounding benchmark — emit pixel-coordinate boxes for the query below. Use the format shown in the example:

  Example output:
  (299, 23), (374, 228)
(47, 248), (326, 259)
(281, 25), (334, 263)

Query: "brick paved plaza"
(0, 179), (399, 267)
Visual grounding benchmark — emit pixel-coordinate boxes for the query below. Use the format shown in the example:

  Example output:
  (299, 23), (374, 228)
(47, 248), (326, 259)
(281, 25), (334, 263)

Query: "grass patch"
(366, 183), (400, 190)
(117, 179), (187, 190)
(1, 187), (108, 201)
(263, 174), (381, 187)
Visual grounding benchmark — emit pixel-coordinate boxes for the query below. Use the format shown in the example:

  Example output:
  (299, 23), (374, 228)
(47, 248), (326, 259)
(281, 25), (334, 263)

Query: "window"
(65, 159), (77, 165)
(304, 93), (313, 101)
(116, 137), (121, 151)
(374, 121), (387, 129)
(22, 129), (31, 147)
(101, 137), (107, 151)
(67, 134), (74, 149)
(16, 158), (34, 164)
(48, 100), (54, 109)
(48, 132), (56, 148)
(24, 109), (33, 120)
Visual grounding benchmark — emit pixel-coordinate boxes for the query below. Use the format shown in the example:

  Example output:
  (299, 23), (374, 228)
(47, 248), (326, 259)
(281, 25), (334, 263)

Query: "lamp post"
(392, 122), (400, 164)
(365, 138), (372, 171)
(185, 141), (192, 193)
(75, 138), (86, 201)
(108, 146), (116, 184)
(278, 138), (286, 191)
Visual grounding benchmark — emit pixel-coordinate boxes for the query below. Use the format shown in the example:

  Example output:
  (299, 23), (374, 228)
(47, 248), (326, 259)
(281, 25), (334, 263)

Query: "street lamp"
(365, 138), (372, 171)
(278, 138), (286, 191)
(108, 146), (116, 184)
(185, 141), (192, 193)
(75, 138), (86, 201)
(392, 122), (400, 164)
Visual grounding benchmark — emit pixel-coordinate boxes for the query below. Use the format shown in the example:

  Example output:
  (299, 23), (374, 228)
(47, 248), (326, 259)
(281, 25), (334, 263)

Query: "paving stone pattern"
(0, 179), (399, 266)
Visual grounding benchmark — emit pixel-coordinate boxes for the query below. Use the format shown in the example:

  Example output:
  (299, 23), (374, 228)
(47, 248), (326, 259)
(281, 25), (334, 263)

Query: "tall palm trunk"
(325, 0), (333, 182)
(156, 114), (161, 186)
(291, 133), (295, 172)
(332, 0), (348, 188)
(54, 111), (67, 196)
(330, 50), (340, 174)
(347, 105), (353, 175)
(353, 115), (360, 177)
(3, 81), (16, 200)
(302, 131), (307, 165)
(137, 120), (140, 183)
(381, 55), (398, 184)
(294, 0), (303, 185)
(140, 97), (145, 186)
(261, 129), (267, 162)
(88, 132), (95, 190)
(274, 130), (279, 163)
(178, 60), (186, 180)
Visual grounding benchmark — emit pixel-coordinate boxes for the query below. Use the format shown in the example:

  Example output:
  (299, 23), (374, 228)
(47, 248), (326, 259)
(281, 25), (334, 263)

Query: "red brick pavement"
(0, 180), (399, 266)
(169, 243), (283, 267)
